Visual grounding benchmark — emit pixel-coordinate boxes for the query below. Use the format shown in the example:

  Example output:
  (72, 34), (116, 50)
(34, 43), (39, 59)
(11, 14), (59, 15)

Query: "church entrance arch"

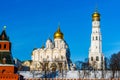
(50, 63), (57, 72)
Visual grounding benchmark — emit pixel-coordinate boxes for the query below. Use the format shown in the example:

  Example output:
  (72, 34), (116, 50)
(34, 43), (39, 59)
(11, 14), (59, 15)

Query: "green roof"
(0, 29), (9, 41)
(0, 52), (13, 64)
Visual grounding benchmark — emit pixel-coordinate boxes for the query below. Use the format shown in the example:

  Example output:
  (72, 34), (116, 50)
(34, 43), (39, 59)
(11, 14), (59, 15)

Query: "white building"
(89, 11), (104, 70)
(31, 26), (72, 71)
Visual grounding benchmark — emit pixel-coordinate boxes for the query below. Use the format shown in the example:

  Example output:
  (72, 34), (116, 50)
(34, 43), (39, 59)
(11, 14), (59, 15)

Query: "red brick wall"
(0, 74), (19, 80)
(0, 42), (11, 51)
(0, 66), (16, 73)
(0, 66), (19, 80)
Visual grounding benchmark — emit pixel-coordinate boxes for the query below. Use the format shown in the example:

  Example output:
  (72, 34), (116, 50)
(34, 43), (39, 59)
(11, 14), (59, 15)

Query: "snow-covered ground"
(19, 70), (120, 79)
(19, 71), (43, 78)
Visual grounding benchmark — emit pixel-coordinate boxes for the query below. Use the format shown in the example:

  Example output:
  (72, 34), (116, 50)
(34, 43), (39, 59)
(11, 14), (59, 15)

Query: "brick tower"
(0, 26), (24, 80)
(0, 26), (13, 64)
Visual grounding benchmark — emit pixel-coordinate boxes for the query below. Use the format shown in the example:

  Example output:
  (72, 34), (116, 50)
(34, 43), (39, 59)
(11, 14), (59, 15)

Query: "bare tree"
(101, 57), (109, 78)
(75, 61), (83, 78)
(109, 53), (120, 78)
(81, 58), (91, 78)
(90, 60), (98, 78)
(116, 52), (120, 78)
(42, 62), (49, 78)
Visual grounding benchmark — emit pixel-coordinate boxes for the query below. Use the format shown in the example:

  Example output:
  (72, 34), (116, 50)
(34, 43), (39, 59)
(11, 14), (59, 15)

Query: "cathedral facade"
(89, 11), (105, 70)
(30, 26), (71, 71)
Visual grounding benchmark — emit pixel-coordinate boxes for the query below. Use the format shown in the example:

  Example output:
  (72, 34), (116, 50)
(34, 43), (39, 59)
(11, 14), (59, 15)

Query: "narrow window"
(0, 44), (1, 49)
(96, 56), (99, 61)
(96, 36), (98, 40)
(91, 57), (93, 61)
(4, 44), (6, 49)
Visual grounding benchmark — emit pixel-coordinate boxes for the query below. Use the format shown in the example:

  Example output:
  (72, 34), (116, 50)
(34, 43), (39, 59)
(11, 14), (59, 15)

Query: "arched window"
(96, 56), (99, 61)
(91, 57), (93, 61)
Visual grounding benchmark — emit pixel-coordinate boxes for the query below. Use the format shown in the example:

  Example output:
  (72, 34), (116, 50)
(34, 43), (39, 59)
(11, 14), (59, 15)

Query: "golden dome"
(54, 26), (64, 39)
(92, 12), (100, 21)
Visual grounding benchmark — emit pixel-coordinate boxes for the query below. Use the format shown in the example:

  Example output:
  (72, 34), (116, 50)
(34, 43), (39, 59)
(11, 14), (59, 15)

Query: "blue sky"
(0, 0), (120, 62)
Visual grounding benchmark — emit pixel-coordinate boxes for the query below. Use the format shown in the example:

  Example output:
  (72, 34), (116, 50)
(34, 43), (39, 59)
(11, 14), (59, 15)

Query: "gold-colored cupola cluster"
(54, 26), (64, 39)
(92, 11), (100, 21)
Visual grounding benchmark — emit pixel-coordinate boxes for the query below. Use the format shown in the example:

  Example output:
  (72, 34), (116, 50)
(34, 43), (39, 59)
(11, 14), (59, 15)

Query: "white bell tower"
(89, 11), (104, 69)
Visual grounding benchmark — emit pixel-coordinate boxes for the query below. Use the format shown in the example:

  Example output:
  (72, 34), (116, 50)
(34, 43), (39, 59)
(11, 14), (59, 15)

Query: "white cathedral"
(22, 10), (105, 71)
(30, 26), (72, 71)
(89, 11), (105, 70)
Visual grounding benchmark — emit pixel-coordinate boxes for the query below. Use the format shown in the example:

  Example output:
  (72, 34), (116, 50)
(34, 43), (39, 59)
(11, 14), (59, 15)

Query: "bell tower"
(89, 11), (104, 69)
(0, 26), (13, 64)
